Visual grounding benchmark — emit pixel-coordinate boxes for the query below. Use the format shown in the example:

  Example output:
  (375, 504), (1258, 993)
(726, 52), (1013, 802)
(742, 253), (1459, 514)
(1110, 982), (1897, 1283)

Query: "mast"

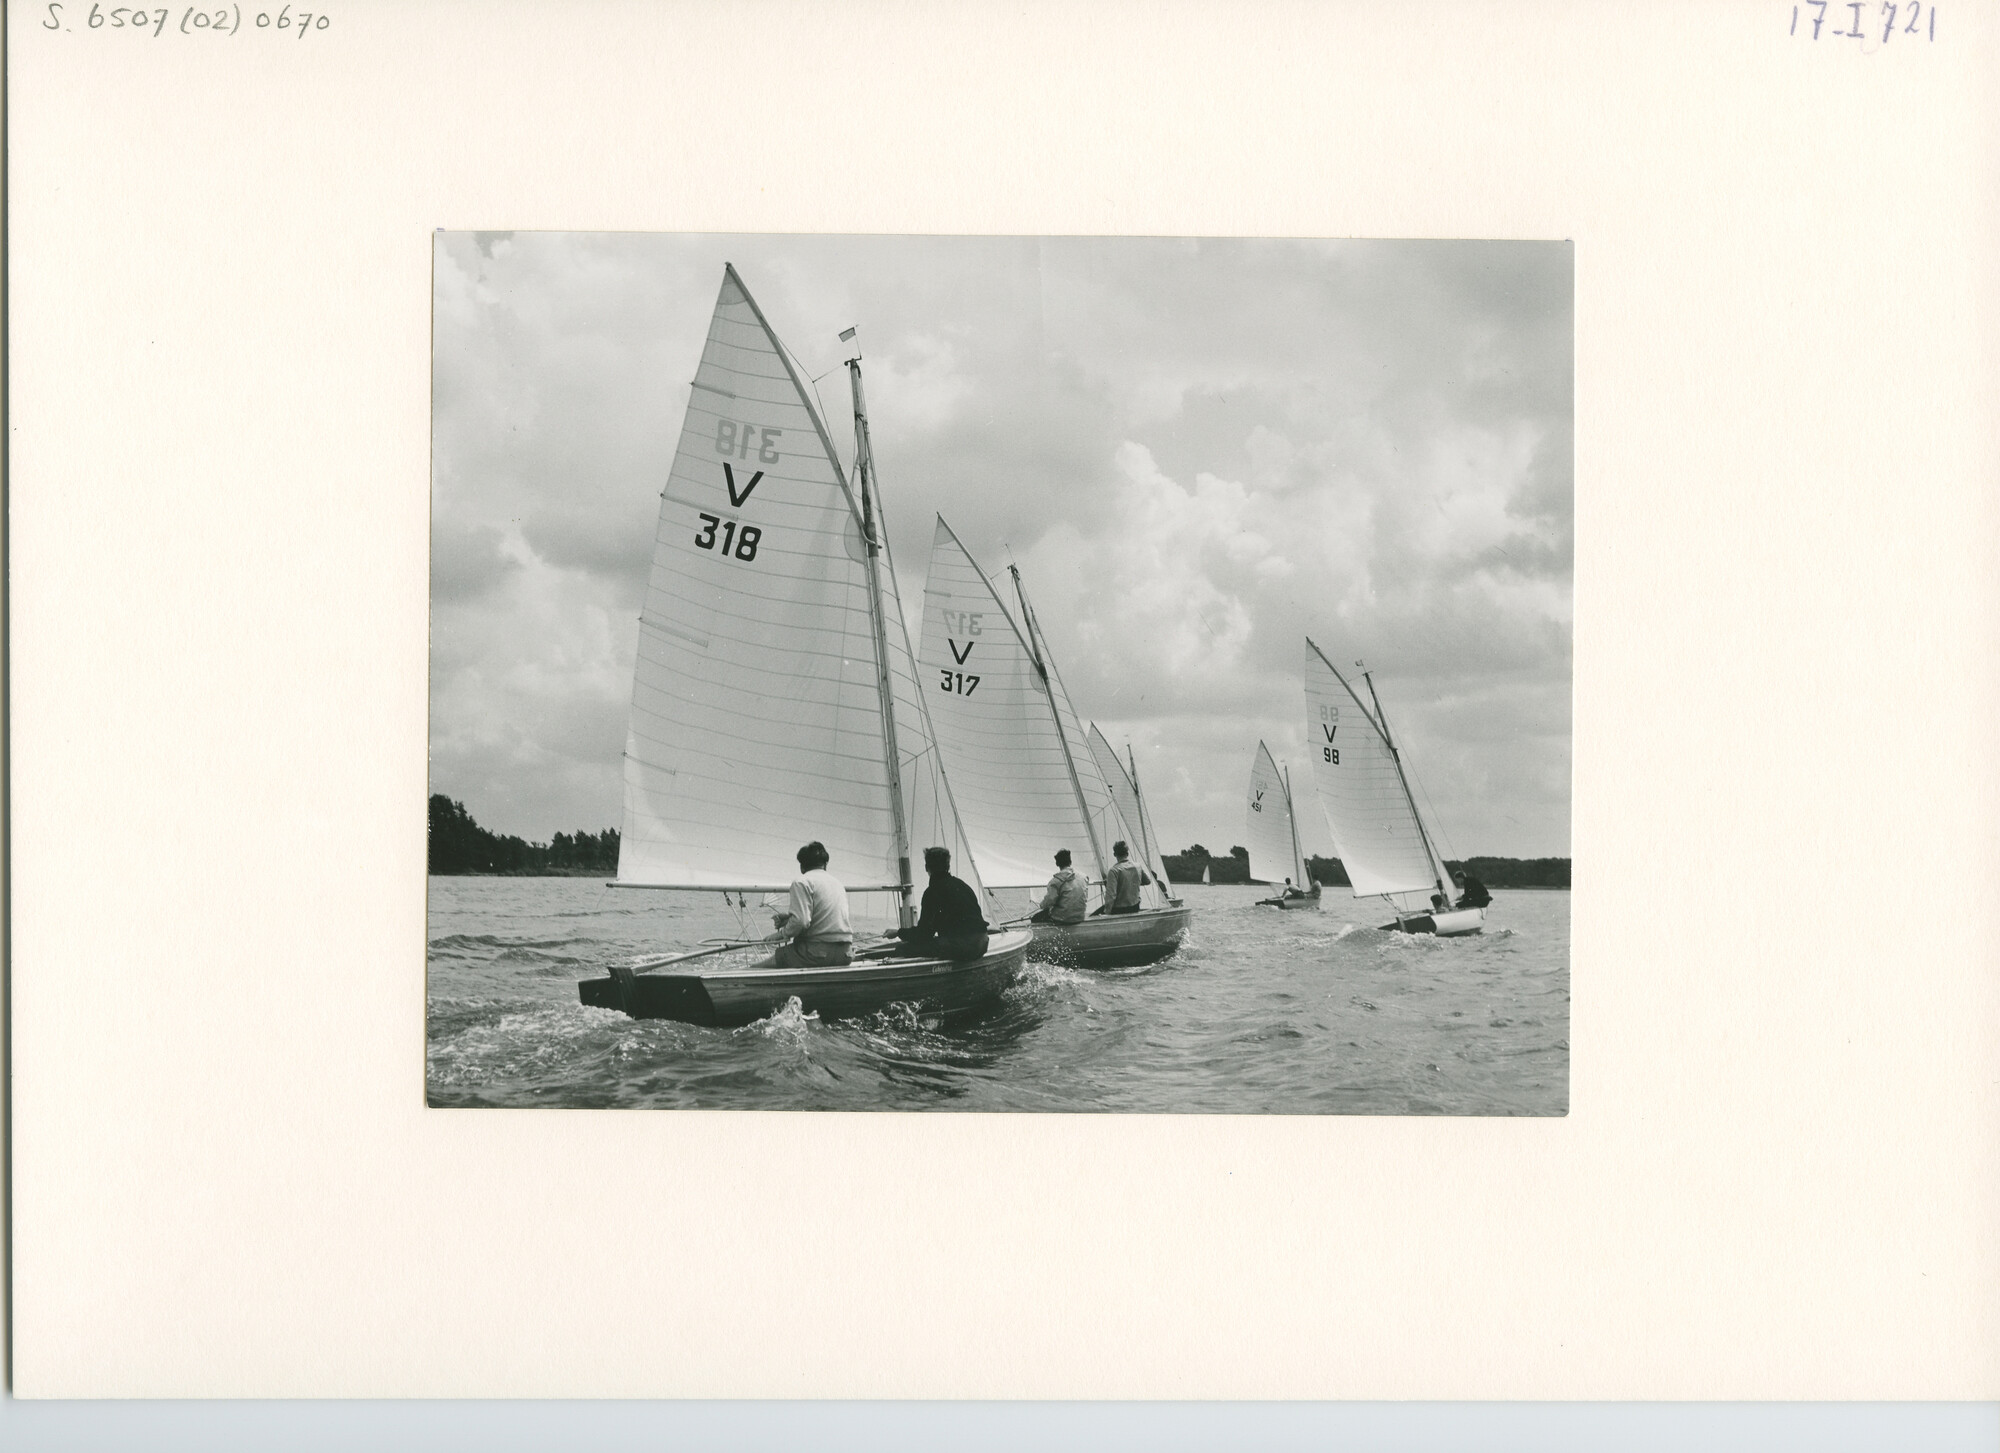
(1362, 669), (1447, 904)
(1011, 565), (1108, 882)
(847, 352), (917, 928)
(1283, 763), (1308, 888)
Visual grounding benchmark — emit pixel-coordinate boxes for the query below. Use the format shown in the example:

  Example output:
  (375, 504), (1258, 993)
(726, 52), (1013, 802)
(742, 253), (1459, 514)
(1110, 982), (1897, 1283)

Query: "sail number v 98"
(694, 513), (761, 561)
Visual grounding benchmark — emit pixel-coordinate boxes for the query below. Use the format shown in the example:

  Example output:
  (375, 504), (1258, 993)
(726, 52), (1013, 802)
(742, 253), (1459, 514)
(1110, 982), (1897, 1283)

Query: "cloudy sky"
(431, 234), (1571, 862)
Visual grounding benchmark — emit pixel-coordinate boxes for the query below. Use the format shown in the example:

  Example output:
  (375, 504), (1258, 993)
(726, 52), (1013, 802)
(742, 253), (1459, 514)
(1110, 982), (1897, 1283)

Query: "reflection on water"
(426, 879), (1569, 1114)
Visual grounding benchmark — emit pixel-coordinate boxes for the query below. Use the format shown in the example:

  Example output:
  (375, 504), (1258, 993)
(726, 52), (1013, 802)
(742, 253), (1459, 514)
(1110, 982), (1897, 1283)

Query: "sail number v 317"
(938, 610), (982, 693)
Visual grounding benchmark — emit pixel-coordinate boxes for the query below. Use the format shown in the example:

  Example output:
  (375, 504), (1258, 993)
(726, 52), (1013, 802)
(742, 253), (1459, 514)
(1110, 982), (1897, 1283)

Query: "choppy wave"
(426, 879), (1569, 1114)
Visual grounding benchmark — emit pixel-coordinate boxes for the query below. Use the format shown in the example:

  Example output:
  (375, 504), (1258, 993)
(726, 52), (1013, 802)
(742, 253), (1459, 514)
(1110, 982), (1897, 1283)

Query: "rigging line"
(782, 336), (843, 468)
(1403, 755), (1462, 866)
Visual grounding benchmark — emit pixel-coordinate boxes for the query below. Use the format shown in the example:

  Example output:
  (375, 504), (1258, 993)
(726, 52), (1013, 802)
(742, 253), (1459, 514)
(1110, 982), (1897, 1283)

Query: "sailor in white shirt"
(761, 841), (854, 968)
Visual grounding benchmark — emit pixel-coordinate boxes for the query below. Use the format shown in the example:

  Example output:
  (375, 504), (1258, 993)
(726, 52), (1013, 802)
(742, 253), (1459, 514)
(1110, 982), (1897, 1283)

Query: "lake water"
(426, 879), (1568, 1114)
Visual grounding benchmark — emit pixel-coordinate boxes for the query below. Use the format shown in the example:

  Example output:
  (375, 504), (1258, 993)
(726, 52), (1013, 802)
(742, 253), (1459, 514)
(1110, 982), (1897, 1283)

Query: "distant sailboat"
(1303, 638), (1486, 936)
(918, 518), (1192, 967)
(576, 265), (1030, 1024)
(1246, 740), (1320, 909)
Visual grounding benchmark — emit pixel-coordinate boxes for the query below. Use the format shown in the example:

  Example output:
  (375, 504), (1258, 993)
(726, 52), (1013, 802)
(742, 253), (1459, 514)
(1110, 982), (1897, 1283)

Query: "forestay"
(1303, 639), (1448, 901)
(1245, 741), (1309, 888)
(616, 265), (980, 904)
(917, 518), (1102, 891)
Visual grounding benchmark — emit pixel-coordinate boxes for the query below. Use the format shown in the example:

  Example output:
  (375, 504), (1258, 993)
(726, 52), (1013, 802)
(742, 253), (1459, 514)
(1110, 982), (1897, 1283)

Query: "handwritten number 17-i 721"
(1791, 1), (1937, 38)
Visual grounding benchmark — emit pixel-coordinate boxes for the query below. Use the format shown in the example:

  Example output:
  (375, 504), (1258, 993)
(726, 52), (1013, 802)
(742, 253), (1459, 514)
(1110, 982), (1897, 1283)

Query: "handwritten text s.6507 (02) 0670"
(42, 4), (332, 37)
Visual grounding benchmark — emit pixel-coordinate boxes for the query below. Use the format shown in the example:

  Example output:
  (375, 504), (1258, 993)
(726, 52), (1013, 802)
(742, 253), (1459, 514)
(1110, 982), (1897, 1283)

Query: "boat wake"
(1014, 960), (1089, 995)
(742, 995), (822, 1042)
(426, 998), (643, 1093)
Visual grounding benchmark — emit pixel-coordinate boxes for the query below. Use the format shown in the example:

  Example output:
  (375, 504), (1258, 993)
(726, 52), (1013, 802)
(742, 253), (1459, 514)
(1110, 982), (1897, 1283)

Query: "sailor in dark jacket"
(894, 846), (991, 960)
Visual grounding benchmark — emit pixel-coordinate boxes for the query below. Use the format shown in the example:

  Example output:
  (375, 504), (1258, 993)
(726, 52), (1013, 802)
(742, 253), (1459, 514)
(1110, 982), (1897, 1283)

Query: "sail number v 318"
(692, 458), (764, 562)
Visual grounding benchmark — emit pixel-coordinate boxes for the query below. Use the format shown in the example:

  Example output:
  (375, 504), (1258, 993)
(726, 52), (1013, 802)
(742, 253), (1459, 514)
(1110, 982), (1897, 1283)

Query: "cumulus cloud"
(431, 235), (1572, 858)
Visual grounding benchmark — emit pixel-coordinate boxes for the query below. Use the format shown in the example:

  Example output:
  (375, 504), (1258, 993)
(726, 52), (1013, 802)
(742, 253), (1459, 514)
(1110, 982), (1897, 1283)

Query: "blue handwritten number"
(1846, 1), (1864, 35)
(1906, 1), (1921, 32)
(1808, 0), (1826, 36)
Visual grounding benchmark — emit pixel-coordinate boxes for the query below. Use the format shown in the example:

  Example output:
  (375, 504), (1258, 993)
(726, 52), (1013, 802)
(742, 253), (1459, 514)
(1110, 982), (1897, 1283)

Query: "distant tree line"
(1448, 856), (1570, 889)
(1161, 845), (1253, 884)
(1164, 843), (1570, 890)
(429, 794), (619, 876)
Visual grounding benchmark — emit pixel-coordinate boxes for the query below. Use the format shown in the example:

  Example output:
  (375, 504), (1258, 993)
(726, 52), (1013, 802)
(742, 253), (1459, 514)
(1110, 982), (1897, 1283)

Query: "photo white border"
(8, 0), (1996, 1400)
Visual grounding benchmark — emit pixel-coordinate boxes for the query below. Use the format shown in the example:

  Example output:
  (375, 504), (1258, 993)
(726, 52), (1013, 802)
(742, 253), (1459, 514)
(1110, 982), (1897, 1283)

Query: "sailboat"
(1246, 741), (1320, 909)
(1084, 725), (1176, 911)
(917, 518), (1192, 968)
(576, 265), (1030, 1025)
(1303, 638), (1486, 936)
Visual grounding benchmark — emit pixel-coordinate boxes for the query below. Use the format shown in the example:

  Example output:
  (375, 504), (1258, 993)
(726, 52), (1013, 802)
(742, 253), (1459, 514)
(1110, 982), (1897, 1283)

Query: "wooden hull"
(1380, 906), (1486, 937)
(1256, 888), (1322, 910)
(1028, 905), (1192, 968)
(578, 929), (1032, 1026)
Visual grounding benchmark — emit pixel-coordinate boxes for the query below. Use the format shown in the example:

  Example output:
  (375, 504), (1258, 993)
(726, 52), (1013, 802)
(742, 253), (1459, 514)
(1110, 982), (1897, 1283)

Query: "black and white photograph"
(14, 0), (1995, 1424)
(428, 234), (1573, 1113)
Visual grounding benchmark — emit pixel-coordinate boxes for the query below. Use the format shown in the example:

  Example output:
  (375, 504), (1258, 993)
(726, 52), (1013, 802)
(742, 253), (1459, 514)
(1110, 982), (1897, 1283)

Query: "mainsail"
(1131, 760), (1173, 906)
(1042, 642), (1122, 873)
(1245, 741), (1309, 888)
(1303, 637), (1452, 903)
(616, 265), (980, 909)
(916, 517), (1105, 891)
(1086, 726), (1170, 893)
(1087, 728), (1172, 909)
